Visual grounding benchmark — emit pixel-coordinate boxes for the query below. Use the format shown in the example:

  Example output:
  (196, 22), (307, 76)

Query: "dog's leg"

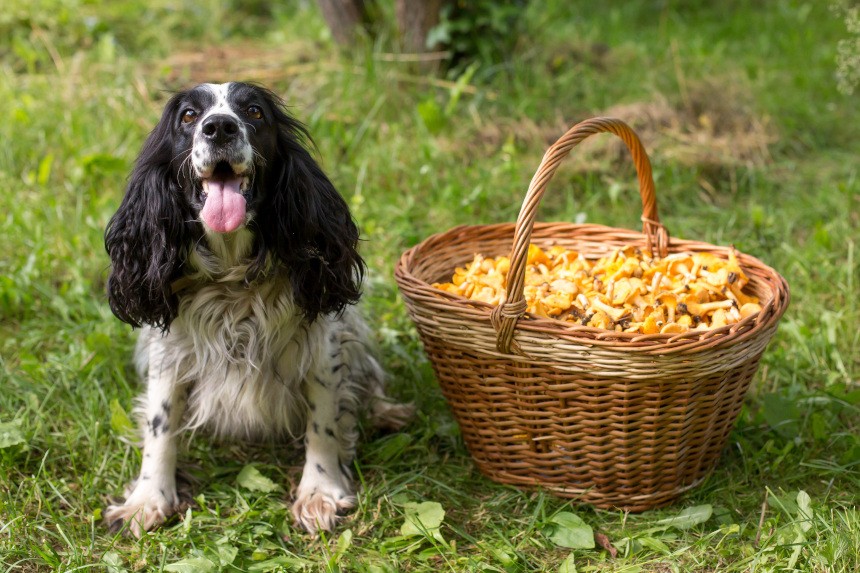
(342, 314), (414, 432)
(362, 356), (414, 432)
(105, 339), (185, 538)
(291, 340), (358, 534)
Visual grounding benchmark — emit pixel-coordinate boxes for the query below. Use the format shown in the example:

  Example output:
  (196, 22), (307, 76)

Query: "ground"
(0, 1), (858, 571)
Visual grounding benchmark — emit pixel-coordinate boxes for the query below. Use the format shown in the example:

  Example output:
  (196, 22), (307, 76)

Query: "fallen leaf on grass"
(236, 464), (279, 493)
(164, 557), (216, 573)
(0, 420), (25, 449)
(545, 512), (595, 549)
(247, 556), (314, 571)
(653, 504), (713, 531)
(102, 551), (128, 573)
(215, 544), (238, 567)
(558, 553), (578, 573)
(400, 501), (446, 542)
(109, 399), (137, 442)
(594, 532), (618, 557)
(638, 536), (671, 555)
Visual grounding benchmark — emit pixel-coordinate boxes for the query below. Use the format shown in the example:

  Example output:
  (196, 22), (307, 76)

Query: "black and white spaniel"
(103, 82), (412, 537)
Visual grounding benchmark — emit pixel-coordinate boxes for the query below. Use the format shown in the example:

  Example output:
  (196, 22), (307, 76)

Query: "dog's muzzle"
(193, 114), (252, 234)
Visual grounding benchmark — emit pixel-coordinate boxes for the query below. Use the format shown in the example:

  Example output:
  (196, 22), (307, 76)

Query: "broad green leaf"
(558, 553), (578, 573)
(546, 512), (595, 549)
(163, 557), (216, 573)
(485, 543), (516, 567)
(236, 465), (279, 493)
(335, 528), (353, 555)
(768, 489), (799, 516)
(787, 542), (803, 570)
(400, 501), (445, 542)
(247, 556), (314, 571)
(109, 399), (135, 438)
(417, 99), (444, 134)
(216, 544), (238, 566)
(638, 536), (671, 554)
(796, 490), (814, 533)
(183, 506), (192, 534)
(654, 505), (713, 530)
(102, 551), (128, 573)
(0, 421), (25, 449)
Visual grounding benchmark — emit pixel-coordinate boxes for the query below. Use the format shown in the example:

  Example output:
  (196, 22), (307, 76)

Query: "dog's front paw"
(291, 484), (356, 535)
(104, 482), (182, 538)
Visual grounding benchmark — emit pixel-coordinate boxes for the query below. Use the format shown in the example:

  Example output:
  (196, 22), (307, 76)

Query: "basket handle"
(491, 117), (670, 354)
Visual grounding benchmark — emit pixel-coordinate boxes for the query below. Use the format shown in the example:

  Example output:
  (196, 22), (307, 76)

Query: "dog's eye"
(181, 109), (198, 124)
(246, 105), (263, 120)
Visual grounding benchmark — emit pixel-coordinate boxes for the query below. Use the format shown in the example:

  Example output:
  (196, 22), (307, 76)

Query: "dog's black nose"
(201, 114), (240, 144)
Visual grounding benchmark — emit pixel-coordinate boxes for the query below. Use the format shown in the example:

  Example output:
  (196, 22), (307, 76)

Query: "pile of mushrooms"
(433, 245), (762, 334)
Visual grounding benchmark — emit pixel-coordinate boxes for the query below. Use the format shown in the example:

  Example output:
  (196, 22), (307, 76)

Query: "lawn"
(1, 1), (858, 571)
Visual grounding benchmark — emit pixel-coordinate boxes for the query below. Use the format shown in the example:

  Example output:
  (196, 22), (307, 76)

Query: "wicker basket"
(394, 117), (789, 511)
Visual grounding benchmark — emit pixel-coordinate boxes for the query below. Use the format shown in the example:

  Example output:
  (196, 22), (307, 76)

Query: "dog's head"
(172, 83), (277, 234)
(105, 82), (364, 331)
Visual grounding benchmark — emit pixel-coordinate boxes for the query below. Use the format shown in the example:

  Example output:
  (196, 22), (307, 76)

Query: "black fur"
(248, 92), (364, 321)
(104, 83), (364, 331)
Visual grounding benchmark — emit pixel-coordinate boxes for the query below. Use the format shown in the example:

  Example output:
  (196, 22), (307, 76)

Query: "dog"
(103, 82), (412, 538)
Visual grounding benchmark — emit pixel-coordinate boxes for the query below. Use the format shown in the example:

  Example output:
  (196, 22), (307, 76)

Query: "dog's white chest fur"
(136, 281), (316, 440)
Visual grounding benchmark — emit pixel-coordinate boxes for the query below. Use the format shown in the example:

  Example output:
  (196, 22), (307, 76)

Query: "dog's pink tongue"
(201, 178), (246, 233)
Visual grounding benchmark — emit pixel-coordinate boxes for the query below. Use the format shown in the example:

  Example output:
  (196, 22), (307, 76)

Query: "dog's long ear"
(252, 99), (365, 322)
(104, 93), (197, 331)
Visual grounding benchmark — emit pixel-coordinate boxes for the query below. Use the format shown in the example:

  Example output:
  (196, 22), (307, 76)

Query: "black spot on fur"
(315, 463), (327, 475)
(312, 422), (319, 434)
(150, 415), (163, 437)
(325, 427), (336, 439)
(332, 363), (345, 373)
(339, 460), (352, 478)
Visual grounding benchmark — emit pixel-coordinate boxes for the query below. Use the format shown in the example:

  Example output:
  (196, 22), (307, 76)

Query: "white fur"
(104, 83), (412, 538)
(105, 246), (410, 536)
(201, 82), (235, 119)
(191, 83), (253, 178)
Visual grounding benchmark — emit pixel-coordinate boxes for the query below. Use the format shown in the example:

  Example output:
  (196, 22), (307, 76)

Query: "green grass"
(1, 1), (858, 571)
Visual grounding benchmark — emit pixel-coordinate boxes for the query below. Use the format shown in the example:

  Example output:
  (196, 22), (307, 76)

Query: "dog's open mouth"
(200, 162), (249, 233)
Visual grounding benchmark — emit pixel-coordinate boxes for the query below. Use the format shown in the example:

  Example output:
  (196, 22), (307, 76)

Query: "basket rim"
(395, 220), (790, 356)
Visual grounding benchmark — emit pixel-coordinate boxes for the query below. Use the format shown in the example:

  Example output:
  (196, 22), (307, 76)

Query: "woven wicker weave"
(394, 117), (789, 511)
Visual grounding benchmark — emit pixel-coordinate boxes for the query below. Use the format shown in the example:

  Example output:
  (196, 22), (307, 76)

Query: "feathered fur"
(102, 82), (411, 538)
